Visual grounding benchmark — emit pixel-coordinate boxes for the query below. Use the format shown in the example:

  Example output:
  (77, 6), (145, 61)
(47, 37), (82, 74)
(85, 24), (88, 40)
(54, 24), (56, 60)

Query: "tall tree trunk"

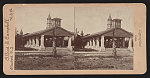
(112, 29), (117, 58)
(53, 37), (57, 57)
(53, 27), (57, 57)
(112, 40), (117, 58)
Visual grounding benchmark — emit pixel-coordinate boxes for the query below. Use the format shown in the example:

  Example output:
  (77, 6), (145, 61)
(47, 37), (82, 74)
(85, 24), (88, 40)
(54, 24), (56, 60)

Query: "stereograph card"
(3, 3), (146, 75)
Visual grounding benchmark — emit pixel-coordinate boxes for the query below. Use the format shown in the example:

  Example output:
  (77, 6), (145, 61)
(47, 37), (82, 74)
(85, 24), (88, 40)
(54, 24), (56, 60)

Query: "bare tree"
(112, 28), (117, 58)
(52, 27), (57, 57)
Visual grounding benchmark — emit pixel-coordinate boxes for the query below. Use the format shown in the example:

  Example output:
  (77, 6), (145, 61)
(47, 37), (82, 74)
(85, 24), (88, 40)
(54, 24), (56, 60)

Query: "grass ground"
(15, 48), (133, 70)
(74, 56), (133, 70)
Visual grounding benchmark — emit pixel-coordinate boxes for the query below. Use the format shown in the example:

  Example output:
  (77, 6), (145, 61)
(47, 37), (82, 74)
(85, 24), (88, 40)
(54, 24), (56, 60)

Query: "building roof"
(83, 28), (133, 38)
(23, 27), (74, 37)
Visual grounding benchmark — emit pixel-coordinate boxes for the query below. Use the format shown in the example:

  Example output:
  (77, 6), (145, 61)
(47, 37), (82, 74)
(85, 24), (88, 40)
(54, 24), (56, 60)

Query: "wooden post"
(67, 37), (72, 51)
(100, 35), (105, 51)
(128, 37), (133, 51)
(39, 35), (45, 50)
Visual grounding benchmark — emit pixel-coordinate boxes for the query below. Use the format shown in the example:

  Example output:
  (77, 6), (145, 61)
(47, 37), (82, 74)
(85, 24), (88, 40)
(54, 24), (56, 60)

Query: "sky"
(15, 6), (133, 35)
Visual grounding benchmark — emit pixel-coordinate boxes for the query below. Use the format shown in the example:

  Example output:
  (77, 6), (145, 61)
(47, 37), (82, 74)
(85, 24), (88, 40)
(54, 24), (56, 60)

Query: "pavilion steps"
(105, 48), (131, 51)
(45, 47), (68, 51)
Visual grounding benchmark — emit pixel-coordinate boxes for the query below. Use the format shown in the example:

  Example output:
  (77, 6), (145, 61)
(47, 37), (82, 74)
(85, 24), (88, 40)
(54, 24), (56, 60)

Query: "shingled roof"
(83, 28), (133, 38)
(23, 27), (74, 37)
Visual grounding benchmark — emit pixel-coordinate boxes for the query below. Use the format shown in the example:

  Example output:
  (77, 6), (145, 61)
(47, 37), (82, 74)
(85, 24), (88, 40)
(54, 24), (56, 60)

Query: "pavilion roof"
(23, 27), (74, 37)
(83, 28), (133, 38)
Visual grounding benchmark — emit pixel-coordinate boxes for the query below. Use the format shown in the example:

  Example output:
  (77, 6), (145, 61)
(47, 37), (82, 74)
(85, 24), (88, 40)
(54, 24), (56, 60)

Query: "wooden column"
(39, 35), (45, 50)
(86, 41), (90, 48)
(27, 39), (30, 47)
(24, 40), (28, 48)
(32, 38), (36, 48)
(89, 39), (92, 49)
(67, 37), (72, 51)
(62, 37), (65, 47)
(92, 38), (95, 49)
(128, 37), (133, 51)
(25, 41), (28, 47)
(100, 35), (105, 51)
(35, 36), (39, 49)
(96, 38), (100, 50)
(29, 39), (32, 48)
(123, 37), (125, 48)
